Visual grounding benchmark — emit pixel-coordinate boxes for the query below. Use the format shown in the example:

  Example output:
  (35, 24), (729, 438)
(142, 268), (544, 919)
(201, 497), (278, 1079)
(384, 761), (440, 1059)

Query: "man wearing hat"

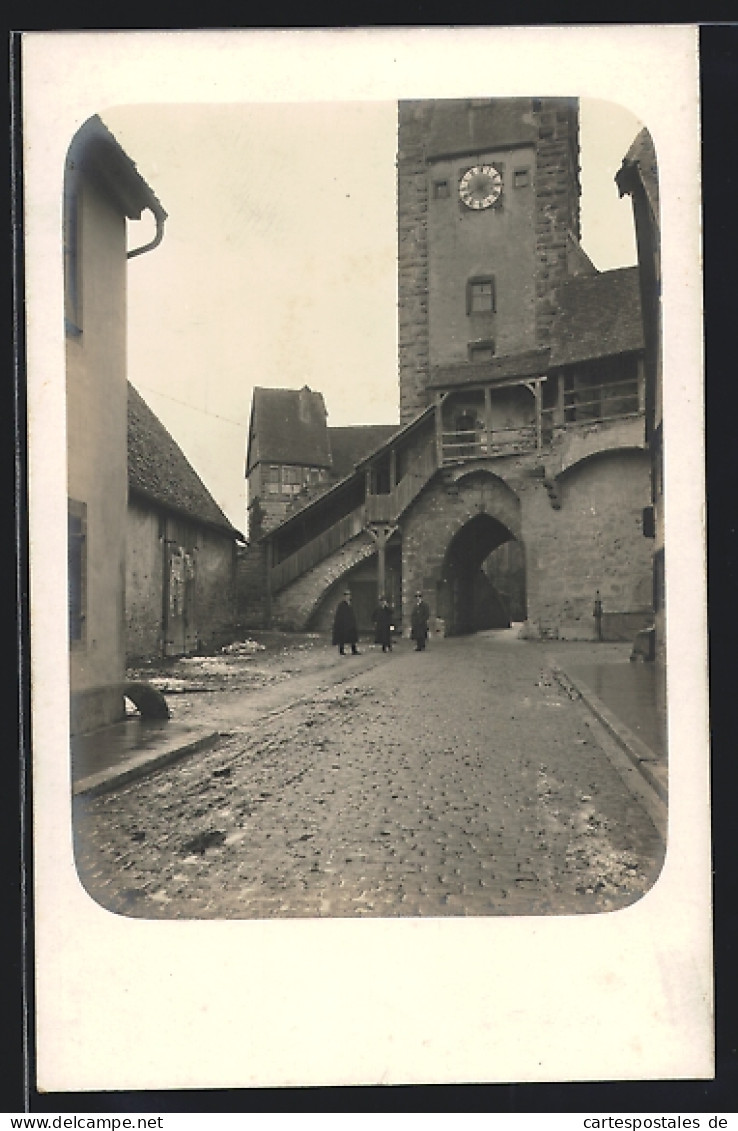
(372, 594), (395, 653)
(332, 588), (360, 656)
(410, 590), (431, 652)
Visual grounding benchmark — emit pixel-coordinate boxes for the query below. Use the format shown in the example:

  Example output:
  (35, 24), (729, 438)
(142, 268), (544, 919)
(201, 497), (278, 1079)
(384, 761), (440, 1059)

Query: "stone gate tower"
(391, 96), (653, 640)
(398, 97), (586, 421)
(257, 98), (653, 644)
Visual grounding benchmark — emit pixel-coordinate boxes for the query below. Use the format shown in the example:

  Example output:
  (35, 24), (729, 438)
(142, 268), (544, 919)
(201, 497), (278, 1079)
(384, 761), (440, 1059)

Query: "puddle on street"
(568, 662), (667, 760)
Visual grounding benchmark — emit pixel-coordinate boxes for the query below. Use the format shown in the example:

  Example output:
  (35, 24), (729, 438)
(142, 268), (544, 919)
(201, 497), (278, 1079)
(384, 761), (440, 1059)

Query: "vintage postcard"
(21, 26), (709, 1092)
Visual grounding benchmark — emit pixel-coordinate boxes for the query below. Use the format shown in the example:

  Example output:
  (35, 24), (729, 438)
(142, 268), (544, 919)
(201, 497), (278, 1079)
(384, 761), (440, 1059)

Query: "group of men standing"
(331, 589), (431, 656)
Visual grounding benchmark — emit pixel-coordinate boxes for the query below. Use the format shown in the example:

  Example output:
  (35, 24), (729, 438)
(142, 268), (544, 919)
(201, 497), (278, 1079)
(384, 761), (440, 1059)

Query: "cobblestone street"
(73, 631), (665, 920)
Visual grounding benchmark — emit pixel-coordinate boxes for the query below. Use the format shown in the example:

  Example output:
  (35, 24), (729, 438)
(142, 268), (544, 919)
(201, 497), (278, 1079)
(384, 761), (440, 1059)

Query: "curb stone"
(552, 664), (668, 842)
(72, 731), (221, 797)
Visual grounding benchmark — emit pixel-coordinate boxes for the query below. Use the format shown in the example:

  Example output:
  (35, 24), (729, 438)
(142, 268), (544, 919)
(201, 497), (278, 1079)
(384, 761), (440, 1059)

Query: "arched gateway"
(401, 466), (525, 638)
(439, 512), (525, 635)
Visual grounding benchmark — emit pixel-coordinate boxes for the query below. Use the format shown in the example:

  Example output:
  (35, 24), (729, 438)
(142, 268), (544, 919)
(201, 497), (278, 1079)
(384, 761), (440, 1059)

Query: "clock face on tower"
(458, 164), (503, 210)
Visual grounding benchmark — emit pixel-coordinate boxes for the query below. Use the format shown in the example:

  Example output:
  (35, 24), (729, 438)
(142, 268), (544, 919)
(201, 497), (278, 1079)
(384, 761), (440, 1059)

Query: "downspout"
(127, 203), (166, 259)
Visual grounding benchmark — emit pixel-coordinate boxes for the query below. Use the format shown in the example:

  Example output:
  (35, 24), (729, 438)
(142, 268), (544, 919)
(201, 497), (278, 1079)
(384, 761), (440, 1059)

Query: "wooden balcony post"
(435, 393), (444, 465)
(483, 385), (492, 453)
(367, 524), (397, 601)
(555, 372), (565, 426)
(637, 356), (646, 414)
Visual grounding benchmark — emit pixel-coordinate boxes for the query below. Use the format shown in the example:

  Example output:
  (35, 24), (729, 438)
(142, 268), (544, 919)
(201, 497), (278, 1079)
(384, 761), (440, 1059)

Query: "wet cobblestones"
(73, 634), (665, 920)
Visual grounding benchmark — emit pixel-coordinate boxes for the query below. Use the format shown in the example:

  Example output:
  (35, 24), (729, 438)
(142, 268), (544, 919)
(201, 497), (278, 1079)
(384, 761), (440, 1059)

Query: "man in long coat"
(410, 590), (431, 652)
(332, 589), (359, 655)
(372, 595), (394, 653)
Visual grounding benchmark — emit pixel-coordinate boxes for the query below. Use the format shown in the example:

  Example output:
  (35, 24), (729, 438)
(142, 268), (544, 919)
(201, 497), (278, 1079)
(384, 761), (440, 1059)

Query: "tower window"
(468, 340), (496, 363)
(282, 466), (303, 495)
(433, 179), (450, 199)
(466, 276), (496, 315)
(514, 167), (530, 188)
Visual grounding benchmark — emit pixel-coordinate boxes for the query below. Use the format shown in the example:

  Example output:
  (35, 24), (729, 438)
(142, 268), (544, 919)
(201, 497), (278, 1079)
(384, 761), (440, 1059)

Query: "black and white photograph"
(23, 26), (710, 1093)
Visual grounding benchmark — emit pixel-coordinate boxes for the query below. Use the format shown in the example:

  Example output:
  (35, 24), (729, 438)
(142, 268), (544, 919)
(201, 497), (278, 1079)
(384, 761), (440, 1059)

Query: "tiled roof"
(429, 348), (551, 390)
(128, 383), (242, 539)
(248, 386), (331, 469)
(328, 425), (400, 479)
(549, 266), (644, 368)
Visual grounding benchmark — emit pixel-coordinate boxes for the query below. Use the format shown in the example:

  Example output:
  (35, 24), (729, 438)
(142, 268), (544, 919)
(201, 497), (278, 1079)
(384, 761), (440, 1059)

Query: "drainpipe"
(127, 203), (166, 259)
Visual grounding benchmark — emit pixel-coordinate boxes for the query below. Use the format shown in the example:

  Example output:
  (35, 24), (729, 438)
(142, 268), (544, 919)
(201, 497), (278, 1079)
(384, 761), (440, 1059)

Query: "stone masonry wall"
(398, 98), (582, 421)
(398, 102), (433, 424)
(400, 468), (523, 625)
(522, 449), (652, 640)
(236, 541), (270, 629)
(269, 531), (377, 631)
(194, 526), (238, 651)
(535, 98), (581, 348)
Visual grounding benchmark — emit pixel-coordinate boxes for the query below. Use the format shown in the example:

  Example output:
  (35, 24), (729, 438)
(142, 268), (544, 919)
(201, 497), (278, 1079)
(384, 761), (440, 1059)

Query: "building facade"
(245, 385), (397, 538)
(252, 98), (655, 645)
(127, 384), (243, 662)
(66, 116), (167, 735)
(616, 129), (663, 662)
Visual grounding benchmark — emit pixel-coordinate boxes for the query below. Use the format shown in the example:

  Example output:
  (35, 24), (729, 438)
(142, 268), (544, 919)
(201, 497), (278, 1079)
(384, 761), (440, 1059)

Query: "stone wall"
(534, 99), (581, 348)
(236, 541), (270, 628)
(126, 505), (239, 662)
(126, 499), (164, 661)
(522, 448), (652, 639)
(194, 526), (238, 650)
(398, 102), (433, 424)
(400, 467), (523, 622)
(270, 531), (377, 631)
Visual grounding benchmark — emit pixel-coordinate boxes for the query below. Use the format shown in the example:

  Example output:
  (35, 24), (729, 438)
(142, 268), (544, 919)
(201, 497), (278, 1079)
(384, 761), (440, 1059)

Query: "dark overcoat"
(332, 599), (358, 646)
(372, 603), (394, 647)
(410, 599), (431, 642)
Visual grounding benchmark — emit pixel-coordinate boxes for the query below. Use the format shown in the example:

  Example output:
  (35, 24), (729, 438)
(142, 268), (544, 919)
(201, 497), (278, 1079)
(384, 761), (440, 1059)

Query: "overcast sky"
(102, 97), (645, 532)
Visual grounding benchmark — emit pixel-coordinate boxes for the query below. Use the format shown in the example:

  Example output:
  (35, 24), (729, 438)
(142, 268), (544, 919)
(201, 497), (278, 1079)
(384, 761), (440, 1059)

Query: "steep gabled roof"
(550, 266), (644, 368)
(128, 383), (242, 539)
(328, 424), (400, 479)
(429, 348), (550, 390)
(247, 386), (331, 471)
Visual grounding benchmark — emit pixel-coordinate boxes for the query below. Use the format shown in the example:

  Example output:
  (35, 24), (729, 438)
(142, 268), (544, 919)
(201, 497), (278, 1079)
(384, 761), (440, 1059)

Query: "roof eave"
(128, 483), (244, 541)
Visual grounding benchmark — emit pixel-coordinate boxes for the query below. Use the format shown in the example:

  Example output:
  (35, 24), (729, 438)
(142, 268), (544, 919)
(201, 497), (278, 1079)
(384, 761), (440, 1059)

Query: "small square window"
(433, 180), (450, 199)
(468, 340), (496, 363)
(514, 167), (530, 188)
(467, 276), (496, 315)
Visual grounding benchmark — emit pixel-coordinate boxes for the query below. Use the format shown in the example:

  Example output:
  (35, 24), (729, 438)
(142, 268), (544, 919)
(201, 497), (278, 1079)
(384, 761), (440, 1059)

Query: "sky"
(102, 97), (645, 533)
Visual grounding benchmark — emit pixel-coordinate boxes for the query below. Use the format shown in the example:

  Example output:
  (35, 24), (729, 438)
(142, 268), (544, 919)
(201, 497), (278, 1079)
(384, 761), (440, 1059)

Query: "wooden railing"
(365, 443), (439, 524)
(441, 426), (537, 463)
(541, 378), (641, 430)
(270, 437), (441, 595)
(270, 505), (366, 593)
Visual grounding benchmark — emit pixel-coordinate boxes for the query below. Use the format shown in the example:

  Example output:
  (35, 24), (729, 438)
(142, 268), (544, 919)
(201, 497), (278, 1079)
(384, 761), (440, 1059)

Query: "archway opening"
(439, 512), (526, 636)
